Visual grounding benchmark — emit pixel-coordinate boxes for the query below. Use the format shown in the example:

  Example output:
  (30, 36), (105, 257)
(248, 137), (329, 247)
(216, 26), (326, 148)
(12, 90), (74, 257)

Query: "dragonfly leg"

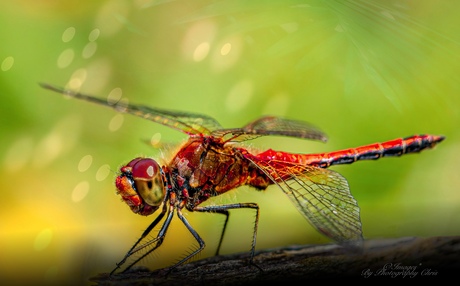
(166, 207), (206, 271)
(198, 209), (229, 256)
(109, 204), (172, 276)
(193, 203), (260, 266)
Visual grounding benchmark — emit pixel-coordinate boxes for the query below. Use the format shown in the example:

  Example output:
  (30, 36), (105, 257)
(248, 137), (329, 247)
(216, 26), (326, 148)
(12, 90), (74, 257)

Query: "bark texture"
(92, 236), (460, 285)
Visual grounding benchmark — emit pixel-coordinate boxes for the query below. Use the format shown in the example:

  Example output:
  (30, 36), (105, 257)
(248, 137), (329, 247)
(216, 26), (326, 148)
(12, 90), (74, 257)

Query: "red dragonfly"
(41, 83), (444, 275)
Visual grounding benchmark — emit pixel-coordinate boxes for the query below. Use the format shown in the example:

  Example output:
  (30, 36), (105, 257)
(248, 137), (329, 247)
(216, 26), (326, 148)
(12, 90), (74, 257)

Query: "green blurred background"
(1, 0), (459, 284)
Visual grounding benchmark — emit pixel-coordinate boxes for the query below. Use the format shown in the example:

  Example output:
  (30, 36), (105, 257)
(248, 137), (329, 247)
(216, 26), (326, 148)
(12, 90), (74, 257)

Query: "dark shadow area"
(92, 236), (460, 285)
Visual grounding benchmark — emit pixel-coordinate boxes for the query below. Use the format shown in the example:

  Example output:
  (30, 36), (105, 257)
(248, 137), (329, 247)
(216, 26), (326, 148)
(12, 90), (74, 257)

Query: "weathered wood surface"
(92, 236), (460, 285)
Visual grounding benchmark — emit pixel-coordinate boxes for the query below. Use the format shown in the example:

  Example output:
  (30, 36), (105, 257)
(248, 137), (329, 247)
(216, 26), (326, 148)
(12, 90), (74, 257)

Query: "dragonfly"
(41, 83), (444, 275)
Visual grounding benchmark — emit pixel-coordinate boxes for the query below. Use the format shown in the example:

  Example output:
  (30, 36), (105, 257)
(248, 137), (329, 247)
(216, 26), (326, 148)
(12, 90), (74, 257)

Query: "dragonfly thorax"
(115, 157), (166, 216)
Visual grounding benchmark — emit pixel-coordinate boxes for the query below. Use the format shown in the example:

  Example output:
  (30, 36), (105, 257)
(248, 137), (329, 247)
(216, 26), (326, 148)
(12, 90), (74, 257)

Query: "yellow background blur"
(1, 0), (459, 284)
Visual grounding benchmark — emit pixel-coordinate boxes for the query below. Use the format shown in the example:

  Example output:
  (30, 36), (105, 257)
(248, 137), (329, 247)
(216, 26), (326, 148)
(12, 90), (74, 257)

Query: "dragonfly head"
(115, 157), (166, 216)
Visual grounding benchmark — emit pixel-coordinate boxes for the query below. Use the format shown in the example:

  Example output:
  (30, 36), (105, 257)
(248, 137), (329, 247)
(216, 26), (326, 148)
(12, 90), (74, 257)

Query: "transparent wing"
(42, 85), (326, 141)
(247, 157), (363, 243)
(40, 83), (223, 135)
(211, 116), (328, 143)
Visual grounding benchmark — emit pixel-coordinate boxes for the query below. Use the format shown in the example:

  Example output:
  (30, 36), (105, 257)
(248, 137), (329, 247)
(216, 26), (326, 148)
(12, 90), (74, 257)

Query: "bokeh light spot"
(96, 164), (111, 181)
(66, 68), (88, 91)
(193, 42), (210, 62)
(62, 27), (75, 42)
(225, 79), (253, 112)
(107, 87), (123, 105)
(4, 136), (34, 172)
(76, 58), (112, 92)
(1, 56), (14, 71)
(182, 21), (217, 61)
(34, 229), (53, 251)
(88, 29), (100, 42)
(150, 132), (162, 147)
(109, 114), (124, 132)
(78, 155), (93, 172)
(32, 132), (62, 168)
(82, 42), (98, 59)
(211, 36), (242, 72)
(221, 43), (231, 55)
(57, 48), (74, 69)
(32, 115), (82, 168)
(72, 181), (90, 202)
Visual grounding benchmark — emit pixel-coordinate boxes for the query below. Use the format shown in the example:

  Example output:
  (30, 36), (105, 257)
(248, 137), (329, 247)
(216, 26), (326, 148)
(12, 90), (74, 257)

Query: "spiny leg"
(193, 203), (261, 269)
(110, 205), (172, 275)
(205, 209), (230, 256)
(166, 208), (207, 273)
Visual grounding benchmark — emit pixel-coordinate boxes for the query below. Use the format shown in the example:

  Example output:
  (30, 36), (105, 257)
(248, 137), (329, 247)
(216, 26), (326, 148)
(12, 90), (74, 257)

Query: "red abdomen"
(255, 134), (445, 168)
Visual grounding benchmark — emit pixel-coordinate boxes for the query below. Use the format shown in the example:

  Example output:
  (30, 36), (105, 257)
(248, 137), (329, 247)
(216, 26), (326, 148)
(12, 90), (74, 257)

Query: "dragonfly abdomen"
(312, 134), (444, 168)
(255, 134), (444, 169)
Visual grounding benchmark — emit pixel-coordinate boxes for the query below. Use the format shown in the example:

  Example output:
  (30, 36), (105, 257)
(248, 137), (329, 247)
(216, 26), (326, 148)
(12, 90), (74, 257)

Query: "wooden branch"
(92, 236), (460, 284)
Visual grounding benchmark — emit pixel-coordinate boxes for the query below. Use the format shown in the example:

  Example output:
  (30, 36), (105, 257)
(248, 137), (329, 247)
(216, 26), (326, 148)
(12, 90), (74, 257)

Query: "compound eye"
(126, 157), (143, 169)
(130, 158), (165, 207)
(131, 158), (160, 180)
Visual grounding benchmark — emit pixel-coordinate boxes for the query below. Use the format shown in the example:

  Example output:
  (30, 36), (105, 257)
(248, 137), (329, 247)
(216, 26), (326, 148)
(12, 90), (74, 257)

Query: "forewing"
(211, 116), (327, 143)
(249, 158), (363, 243)
(41, 83), (223, 135)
